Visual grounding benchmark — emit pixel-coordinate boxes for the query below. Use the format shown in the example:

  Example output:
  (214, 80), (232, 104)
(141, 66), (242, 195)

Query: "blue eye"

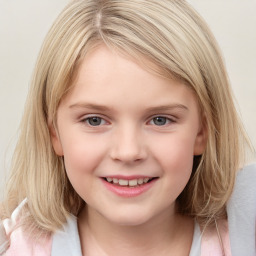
(152, 116), (168, 126)
(149, 116), (175, 126)
(86, 117), (105, 126)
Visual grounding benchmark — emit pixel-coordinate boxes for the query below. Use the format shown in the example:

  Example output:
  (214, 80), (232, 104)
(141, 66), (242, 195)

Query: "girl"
(0, 0), (255, 255)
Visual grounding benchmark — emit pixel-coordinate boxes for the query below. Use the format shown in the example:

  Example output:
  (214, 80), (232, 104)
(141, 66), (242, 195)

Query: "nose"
(109, 126), (147, 163)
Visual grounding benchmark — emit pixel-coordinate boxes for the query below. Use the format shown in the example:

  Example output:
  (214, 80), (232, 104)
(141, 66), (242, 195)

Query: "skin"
(51, 45), (207, 255)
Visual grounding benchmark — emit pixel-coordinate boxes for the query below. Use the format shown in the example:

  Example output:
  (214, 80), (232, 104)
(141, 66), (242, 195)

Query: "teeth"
(128, 179), (138, 186)
(107, 177), (113, 182)
(113, 178), (119, 184)
(119, 179), (129, 186)
(138, 178), (144, 185)
(105, 177), (153, 186)
(143, 178), (149, 183)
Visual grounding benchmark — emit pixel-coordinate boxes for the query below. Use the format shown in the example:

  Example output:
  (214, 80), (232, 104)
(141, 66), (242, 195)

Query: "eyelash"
(81, 116), (108, 126)
(148, 116), (175, 126)
(80, 115), (176, 127)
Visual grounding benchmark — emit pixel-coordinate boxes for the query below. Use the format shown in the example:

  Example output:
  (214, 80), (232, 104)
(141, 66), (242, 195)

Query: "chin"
(104, 209), (154, 227)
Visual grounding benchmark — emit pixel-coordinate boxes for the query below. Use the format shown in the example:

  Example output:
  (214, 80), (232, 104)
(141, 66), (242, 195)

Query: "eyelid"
(147, 115), (177, 123)
(80, 114), (110, 125)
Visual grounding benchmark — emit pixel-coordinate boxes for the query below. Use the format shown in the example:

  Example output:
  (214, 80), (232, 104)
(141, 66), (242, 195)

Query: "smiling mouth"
(103, 177), (157, 187)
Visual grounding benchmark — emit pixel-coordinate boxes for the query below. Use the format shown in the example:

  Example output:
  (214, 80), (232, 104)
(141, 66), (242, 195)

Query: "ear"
(48, 122), (64, 156)
(193, 116), (208, 156)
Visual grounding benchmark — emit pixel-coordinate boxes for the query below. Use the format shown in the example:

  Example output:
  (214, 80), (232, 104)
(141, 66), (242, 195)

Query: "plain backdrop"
(0, 0), (256, 197)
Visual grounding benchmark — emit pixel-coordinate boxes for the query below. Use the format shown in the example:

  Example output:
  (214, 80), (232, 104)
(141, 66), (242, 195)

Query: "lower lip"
(102, 179), (157, 198)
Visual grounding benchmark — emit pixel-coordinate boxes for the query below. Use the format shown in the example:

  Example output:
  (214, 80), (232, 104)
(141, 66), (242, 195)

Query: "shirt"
(1, 163), (256, 255)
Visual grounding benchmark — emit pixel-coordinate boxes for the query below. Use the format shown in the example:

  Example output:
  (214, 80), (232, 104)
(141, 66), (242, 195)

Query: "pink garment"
(5, 227), (52, 256)
(0, 200), (230, 256)
(1, 221), (231, 256)
(0, 199), (52, 256)
(201, 219), (231, 256)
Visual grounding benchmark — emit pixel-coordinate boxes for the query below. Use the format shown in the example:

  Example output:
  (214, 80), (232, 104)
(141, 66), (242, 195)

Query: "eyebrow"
(69, 102), (188, 112)
(69, 103), (112, 111)
(145, 104), (188, 112)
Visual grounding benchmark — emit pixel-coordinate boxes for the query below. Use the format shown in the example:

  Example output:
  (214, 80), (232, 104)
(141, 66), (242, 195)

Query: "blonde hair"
(1, 0), (251, 231)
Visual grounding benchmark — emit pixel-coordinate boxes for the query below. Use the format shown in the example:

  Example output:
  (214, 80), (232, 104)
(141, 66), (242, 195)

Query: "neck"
(78, 205), (194, 256)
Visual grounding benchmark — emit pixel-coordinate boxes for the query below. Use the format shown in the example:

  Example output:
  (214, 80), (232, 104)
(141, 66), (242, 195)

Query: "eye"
(149, 116), (173, 126)
(152, 116), (167, 126)
(85, 116), (106, 126)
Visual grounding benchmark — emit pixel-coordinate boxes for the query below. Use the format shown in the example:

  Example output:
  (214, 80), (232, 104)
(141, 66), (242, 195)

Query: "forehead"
(60, 45), (199, 112)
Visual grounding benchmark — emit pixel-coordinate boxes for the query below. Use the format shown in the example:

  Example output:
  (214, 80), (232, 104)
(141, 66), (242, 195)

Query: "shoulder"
(228, 163), (256, 217)
(200, 219), (231, 256)
(232, 163), (256, 196)
(227, 163), (256, 256)
(0, 199), (52, 256)
(198, 163), (256, 256)
(190, 220), (231, 256)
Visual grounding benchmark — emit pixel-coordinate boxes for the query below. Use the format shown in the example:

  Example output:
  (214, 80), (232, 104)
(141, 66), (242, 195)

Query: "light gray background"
(0, 0), (256, 196)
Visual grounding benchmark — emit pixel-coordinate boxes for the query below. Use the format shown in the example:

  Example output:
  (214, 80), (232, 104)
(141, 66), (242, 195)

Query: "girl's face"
(51, 45), (206, 226)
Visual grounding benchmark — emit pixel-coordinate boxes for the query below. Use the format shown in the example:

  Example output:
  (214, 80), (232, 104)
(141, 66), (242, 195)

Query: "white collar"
(51, 215), (201, 256)
(52, 215), (82, 256)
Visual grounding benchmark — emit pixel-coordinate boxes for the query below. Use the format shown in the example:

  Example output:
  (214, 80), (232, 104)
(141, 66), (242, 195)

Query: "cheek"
(61, 137), (108, 201)
(162, 139), (195, 199)
(61, 135), (108, 177)
(152, 134), (195, 182)
(154, 133), (195, 163)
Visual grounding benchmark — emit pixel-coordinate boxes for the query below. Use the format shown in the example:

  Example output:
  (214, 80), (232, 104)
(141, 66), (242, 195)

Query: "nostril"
(110, 147), (147, 163)
(109, 133), (147, 163)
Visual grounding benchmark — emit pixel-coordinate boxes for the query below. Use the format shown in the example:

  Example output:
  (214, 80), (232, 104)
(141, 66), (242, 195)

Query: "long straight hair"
(1, 0), (252, 232)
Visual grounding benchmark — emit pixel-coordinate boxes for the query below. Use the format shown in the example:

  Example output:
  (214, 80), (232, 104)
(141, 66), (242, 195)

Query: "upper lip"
(102, 175), (157, 180)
